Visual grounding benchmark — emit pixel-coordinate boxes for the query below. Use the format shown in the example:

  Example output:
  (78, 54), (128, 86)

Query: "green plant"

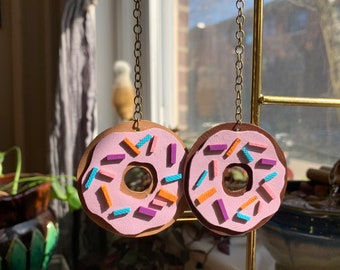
(0, 146), (81, 211)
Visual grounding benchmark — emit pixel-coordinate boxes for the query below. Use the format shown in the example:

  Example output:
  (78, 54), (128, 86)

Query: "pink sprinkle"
(138, 206), (157, 217)
(254, 200), (262, 215)
(260, 158), (277, 166)
(150, 136), (158, 153)
(261, 182), (276, 200)
(212, 159), (218, 178)
(99, 169), (116, 179)
(170, 143), (177, 165)
(248, 141), (268, 149)
(152, 198), (167, 208)
(106, 154), (125, 161)
(216, 199), (229, 221)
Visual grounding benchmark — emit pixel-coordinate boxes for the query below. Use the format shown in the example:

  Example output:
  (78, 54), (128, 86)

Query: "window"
(96, 0), (340, 182)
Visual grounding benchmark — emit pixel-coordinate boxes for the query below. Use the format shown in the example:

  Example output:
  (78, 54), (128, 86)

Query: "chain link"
(234, 0), (245, 130)
(133, 0), (143, 130)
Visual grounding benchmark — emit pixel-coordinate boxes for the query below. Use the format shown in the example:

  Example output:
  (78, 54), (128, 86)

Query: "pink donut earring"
(77, 2), (187, 237)
(183, 1), (287, 235)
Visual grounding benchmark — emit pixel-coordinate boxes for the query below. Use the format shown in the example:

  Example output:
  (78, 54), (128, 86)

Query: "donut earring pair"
(76, 121), (287, 237)
(76, 0), (287, 237)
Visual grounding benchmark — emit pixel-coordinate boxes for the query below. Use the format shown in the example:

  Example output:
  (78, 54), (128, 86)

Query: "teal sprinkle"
(164, 173), (182, 183)
(85, 167), (99, 189)
(264, 171), (278, 182)
(195, 170), (208, 187)
(241, 147), (254, 162)
(136, 134), (152, 148)
(113, 207), (131, 216)
(236, 212), (251, 221)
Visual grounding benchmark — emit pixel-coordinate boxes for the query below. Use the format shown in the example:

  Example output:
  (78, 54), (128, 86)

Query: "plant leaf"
(65, 184), (82, 211)
(51, 181), (67, 201)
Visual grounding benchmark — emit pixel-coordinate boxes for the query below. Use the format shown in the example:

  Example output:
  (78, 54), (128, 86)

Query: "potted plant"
(0, 146), (81, 270)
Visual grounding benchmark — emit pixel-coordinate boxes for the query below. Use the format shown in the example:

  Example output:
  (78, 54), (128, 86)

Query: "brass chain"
(234, 0), (245, 130)
(133, 0), (143, 130)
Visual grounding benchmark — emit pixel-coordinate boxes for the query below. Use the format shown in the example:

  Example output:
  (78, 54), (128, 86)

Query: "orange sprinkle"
(123, 138), (141, 155)
(240, 195), (258, 210)
(101, 184), (113, 207)
(225, 138), (241, 157)
(196, 187), (217, 204)
(158, 188), (178, 203)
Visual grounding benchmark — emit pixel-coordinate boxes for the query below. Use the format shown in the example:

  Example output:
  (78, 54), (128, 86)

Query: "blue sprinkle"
(264, 171), (278, 182)
(164, 173), (182, 183)
(85, 167), (99, 189)
(136, 134), (153, 148)
(113, 207), (131, 216)
(195, 170), (208, 187)
(236, 212), (251, 221)
(241, 147), (254, 162)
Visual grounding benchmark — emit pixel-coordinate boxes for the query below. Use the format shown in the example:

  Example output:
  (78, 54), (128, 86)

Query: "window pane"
(261, 106), (340, 179)
(262, 1), (339, 99)
(178, 0), (254, 146)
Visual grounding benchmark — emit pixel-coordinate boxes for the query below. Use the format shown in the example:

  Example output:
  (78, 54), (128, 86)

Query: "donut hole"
(222, 164), (252, 196)
(122, 162), (157, 199)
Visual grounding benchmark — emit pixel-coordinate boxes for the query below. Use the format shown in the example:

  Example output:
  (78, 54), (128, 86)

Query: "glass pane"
(177, 0), (254, 146)
(261, 106), (340, 179)
(263, 0), (340, 99)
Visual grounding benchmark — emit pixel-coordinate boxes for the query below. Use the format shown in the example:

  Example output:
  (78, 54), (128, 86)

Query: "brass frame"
(249, 0), (340, 269)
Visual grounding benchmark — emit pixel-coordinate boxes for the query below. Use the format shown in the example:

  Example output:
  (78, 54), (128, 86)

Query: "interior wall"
(0, 0), (65, 173)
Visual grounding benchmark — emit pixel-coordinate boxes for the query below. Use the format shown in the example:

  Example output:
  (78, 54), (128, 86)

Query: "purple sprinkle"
(260, 158), (276, 166)
(170, 143), (177, 165)
(208, 144), (228, 151)
(217, 199), (229, 221)
(138, 206), (157, 217)
(106, 154), (125, 161)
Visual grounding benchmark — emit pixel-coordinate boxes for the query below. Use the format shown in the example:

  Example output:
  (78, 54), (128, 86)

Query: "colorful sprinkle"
(216, 198), (229, 221)
(101, 184), (113, 207)
(99, 168), (116, 179)
(260, 158), (277, 166)
(151, 198), (167, 208)
(164, 173), (182, 183)
(236, 212), (251, 221)
(240, 195), (258, 210)
(170, 143), (177, 165)
(254, 200), (262, 215)
(106, 154), (125, 161)
(123, 138), (141, 155)
(208, 144), (228, 151)
(261, 182), (276, 200)
(113, 207), (131, 216)
(85, 167), (99, 189)
(149, 136), (158, 153)
(225, 138), (241, 157)
(136, 134), (153, 148)
(195, 170), (208, 187)
(138, 206), (157, 217)
(241, 147), (254, 162)
(196, 187), (217, 204)
(264, 171), (278, 182)
(248, 141), (268, 149)
(158, 188), (178, 203)
(211, 159), (218, 178)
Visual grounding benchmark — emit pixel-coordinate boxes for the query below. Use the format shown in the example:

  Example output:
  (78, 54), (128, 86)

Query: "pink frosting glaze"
(186, 129), (286, 234)
(79, 128), (186, 236)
